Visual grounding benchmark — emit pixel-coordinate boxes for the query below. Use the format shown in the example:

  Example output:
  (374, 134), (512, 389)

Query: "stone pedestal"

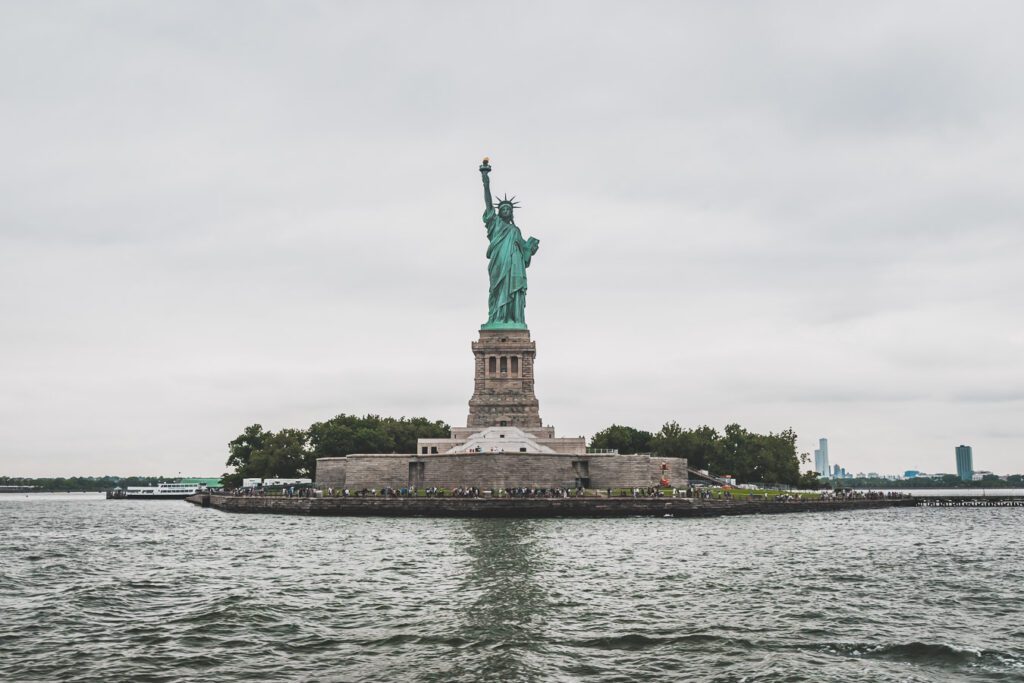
(467, 329), (542, 429)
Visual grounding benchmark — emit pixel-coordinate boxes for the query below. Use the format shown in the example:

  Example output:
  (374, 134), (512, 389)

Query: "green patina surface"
(480, 320), (529, 330)
(479, 159), (539, 330)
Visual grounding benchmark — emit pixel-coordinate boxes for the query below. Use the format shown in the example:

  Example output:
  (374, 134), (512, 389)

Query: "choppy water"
(1, 494), (1022, 682)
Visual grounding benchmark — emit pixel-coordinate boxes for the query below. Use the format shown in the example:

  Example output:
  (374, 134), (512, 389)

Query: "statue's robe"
(483, 207), (536, 325)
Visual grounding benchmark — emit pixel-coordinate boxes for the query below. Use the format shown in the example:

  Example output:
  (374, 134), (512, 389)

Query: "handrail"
(686, 467), (735, 487)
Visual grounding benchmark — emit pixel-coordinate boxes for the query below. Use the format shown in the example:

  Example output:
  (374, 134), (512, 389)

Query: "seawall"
(186, 494), (916, 518)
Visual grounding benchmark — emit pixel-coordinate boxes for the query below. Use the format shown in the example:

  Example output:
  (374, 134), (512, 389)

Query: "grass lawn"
(699, 488), (822, 501)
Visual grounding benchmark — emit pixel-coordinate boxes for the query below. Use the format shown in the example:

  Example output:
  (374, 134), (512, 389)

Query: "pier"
(186, 493), (916, 518)
(914, 496), (1024, 507)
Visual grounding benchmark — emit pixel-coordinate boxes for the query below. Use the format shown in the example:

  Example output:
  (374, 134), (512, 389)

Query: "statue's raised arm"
(480, 157), (493, 212)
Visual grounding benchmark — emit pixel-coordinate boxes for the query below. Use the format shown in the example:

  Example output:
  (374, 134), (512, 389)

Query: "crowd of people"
(320, 486), (590, 498)
(228, 486), (319, 498)
(621, 486), (683, 498)
(226, 484), (911, 501)
(819, 490), (911, 501)
(505, 487), (587, 498)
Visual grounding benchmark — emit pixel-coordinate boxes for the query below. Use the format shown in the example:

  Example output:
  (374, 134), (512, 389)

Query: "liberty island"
(187, 159), (917, 517)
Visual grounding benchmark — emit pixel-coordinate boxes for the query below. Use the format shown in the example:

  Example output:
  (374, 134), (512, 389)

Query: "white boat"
(106, 482), (207, 500)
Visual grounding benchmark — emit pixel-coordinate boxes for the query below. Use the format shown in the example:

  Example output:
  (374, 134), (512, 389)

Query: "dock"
(186, 493), (917, 518)
(913, 496), (1024, 507)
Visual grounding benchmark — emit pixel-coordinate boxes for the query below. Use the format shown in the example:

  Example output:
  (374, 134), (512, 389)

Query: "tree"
(678, 425), (722, 471)
(223, 423), (271, 488)
(650, 421), (688, 458)
(633, 421), (802, 486)
(798, 470), (824, 489)
(307, 414), (451, 462)
(646, 423), (724, 470)
(718, 423), (753, 480)
(589, 424), (654, 454)
(224, 413), (453, 485)
(248, 429), (309, 478)
(762, 428), (801, 486)
(226, 424), (270, 472)
(385, 416), (451, 452)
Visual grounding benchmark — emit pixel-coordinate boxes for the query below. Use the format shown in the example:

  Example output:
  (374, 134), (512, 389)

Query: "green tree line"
(834, 474), (1024, 489)
(223, 414), (450, 488)
(590, 421), (813, 486)
(0, 476), (177, 492)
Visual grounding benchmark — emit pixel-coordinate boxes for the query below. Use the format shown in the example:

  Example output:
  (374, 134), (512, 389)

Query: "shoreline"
(186, 493), (916, 518)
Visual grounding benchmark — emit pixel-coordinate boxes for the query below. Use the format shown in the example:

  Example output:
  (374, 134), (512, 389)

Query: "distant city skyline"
(2, 3), (1023, 477)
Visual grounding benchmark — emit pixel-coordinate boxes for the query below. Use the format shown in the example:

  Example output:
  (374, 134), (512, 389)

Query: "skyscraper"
(814, 437), (830, 477)
(955, 445), (973, 482)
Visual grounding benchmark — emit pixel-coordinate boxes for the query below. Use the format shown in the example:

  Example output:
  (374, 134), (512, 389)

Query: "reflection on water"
(0, 496), (1022, 682)
(442, 520), (549, 682)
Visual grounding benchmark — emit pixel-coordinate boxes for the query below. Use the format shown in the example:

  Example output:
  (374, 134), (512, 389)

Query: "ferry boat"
(106, 481), (208, 500)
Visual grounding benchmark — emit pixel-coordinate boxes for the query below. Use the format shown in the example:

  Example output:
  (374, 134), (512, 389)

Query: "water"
(2, 494), (1022, 682)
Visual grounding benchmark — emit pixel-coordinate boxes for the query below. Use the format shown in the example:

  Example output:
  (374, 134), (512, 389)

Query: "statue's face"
(499, 204), (513, 220)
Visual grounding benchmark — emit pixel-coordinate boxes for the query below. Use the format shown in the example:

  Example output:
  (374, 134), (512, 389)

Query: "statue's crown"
(496, 194), (521, 210)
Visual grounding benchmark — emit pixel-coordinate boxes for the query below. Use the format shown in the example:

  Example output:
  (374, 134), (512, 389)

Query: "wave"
(829, 641), (1022, 668)
(571, 633), (749, 650)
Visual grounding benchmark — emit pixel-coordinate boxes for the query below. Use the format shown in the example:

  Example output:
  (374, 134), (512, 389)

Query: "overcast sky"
(2, 1), (1022, 478)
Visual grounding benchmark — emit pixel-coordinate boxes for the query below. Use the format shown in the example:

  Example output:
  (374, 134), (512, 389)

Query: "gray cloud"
(2, 1), (1023, 477)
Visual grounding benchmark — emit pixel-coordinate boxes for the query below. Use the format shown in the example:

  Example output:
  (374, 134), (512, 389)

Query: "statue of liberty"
(479, 158), (540, 330)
